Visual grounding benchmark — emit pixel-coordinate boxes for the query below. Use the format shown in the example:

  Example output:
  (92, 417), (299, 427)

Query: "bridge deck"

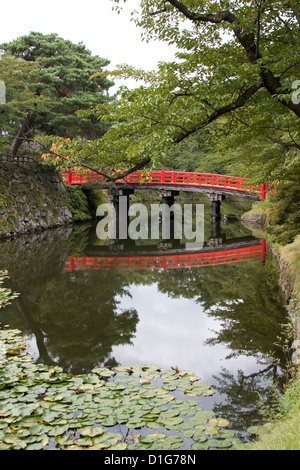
(61, 170), (273, 200)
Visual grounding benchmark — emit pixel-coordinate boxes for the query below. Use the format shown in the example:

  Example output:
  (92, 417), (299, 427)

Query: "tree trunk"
(9, 113), (37, 156)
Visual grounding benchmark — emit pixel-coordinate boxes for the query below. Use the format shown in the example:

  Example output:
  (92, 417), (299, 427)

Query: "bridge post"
(261, 238), (266, 262)
(66, 168), (72, 185)
(158, 190), (180, 226)
(260, 183), (266, 201)
(207, 219), (225, 247)
(206, 193), (226, 222)
(157, 189), (179, 207)
(109, 187), (134, 240)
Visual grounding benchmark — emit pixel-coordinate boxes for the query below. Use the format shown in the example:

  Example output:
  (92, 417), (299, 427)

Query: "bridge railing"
(60, 169), (274, 200)
(122, 170), (252, 191)
(64, 242), (267, 272)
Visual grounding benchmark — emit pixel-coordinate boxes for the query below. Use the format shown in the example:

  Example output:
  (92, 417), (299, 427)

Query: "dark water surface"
(0, 197), (289, 435)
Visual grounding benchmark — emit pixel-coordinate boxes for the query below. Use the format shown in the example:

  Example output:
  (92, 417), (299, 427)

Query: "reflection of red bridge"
(65, 241), (267, 272)
(61, 169), (273, 201)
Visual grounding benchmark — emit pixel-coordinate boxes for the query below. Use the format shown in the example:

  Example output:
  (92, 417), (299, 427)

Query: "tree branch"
(278, 61), (300, 79)
(173, 83), (263, 143)
(35, 139), (151, 182)
(165, 1), (300, 118)
(230, 113), (300, 151)
(166, 0), (237, 23)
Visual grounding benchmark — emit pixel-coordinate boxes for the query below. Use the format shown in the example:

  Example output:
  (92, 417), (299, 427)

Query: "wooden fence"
(0, 154), (34, 164)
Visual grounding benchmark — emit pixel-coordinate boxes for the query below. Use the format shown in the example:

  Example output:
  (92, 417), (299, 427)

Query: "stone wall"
(0, 163), (73, 239)
(242, 207), (300, 367)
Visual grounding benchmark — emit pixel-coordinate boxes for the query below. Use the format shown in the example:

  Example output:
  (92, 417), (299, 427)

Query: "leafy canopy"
(0, 32), (114, 155)
(37, 2), (300, 182)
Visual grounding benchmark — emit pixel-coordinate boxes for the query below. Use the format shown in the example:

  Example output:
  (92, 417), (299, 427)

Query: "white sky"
(0, 0), (177, 91)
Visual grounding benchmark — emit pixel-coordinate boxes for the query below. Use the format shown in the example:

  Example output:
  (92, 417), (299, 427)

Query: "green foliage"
(238, 378), (300, 450)
(0, 55), (45, 153)
(0, 32), (114, 154)
(0, 271), (19, 309)
(266, 181), (300, 244)
(66, 187), (93, 222)
(47, 1), (299, 186)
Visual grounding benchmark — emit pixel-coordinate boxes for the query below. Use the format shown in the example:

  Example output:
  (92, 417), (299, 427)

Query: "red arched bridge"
(65, 240), (267, 272)
(61, 169), (273, 201)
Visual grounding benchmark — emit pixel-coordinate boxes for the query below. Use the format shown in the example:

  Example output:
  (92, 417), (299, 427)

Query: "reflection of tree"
(0, 227), (139, 374)
(28, 270), (139, 374)
(210, 365), (283, 433)
(137, 256), (288, 431)
(0, 209), (288, 383)
(141, 257), (287, 364)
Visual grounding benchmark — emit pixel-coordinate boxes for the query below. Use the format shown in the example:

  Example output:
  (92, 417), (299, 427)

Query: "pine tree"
(0, 32), (114, 156)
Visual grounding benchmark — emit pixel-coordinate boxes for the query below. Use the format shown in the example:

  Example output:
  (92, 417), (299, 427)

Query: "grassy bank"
(239, 377), (300, 450)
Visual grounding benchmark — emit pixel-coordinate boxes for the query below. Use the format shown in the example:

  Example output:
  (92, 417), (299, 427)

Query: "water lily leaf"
(55, 435), (75, 446)
(161, 410), (180, 418)
(140, 390), (157, 398)
(192, 410), (215, 424)
(47, 425), (69, 436)
(43, 396), (56, 402)
(127, 419), (145, 429)
(92, 441), (111, 449)
(204, 425), (219, 436)
(150, 440), (172, 450)
(182, 430), (194, 438)
(92, 367), (115, 378)
(13, 386), (28, 393)
(127, 443), (148, 450)
(191, 441), (210, 450)
(0, 443), (12, 450)
(74, 437), (93, 447)
(209, 418), (230, 428)
(6, 406), (22, 418)
(165, 435), (184, 447)
(217, 429), (235, 439)
(101, 417), (117, 427)
(79, 426), (104, 437)
(116, 413), (130, 423)
(97, 407), (112, 416)
(146, 421), (162, 429)
(114, 365), (132, 373)
(159, 416), (183, 427)
(193, 432), (208, 443)
(29, 424), (46, 436)
(207, 438), (232, 449)
(42, 411), (61, 423)
(109, 442), (127, 450)
(140, 379), (151, 385)
(26, 443), (45, 450)
(162, 383), (177, 391)
(247, 425), (270, 435)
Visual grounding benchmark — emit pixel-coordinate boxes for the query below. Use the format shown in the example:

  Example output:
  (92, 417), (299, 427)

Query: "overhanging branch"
(173, 83), (263, 143)
(165, 0), (300, 118)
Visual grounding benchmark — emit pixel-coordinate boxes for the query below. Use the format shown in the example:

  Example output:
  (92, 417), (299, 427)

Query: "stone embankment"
(0, 163), (73, 239)
(242, 208), (300, 367)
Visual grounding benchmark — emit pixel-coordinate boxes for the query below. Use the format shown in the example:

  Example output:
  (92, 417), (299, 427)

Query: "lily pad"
(209, 418), (230, 428)
(207, 438), (233, 449)
(79, 426), (104, 437)
(247, 425), (270, 435)
(0, 325), (241, 452)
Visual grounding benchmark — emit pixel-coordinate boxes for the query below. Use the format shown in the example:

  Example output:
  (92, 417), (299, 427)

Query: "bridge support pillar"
(157, 189), (179, 220)
(109, 187), (134, 240)
(206, 193), (226, 222)
(207, 219), (226, 247)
